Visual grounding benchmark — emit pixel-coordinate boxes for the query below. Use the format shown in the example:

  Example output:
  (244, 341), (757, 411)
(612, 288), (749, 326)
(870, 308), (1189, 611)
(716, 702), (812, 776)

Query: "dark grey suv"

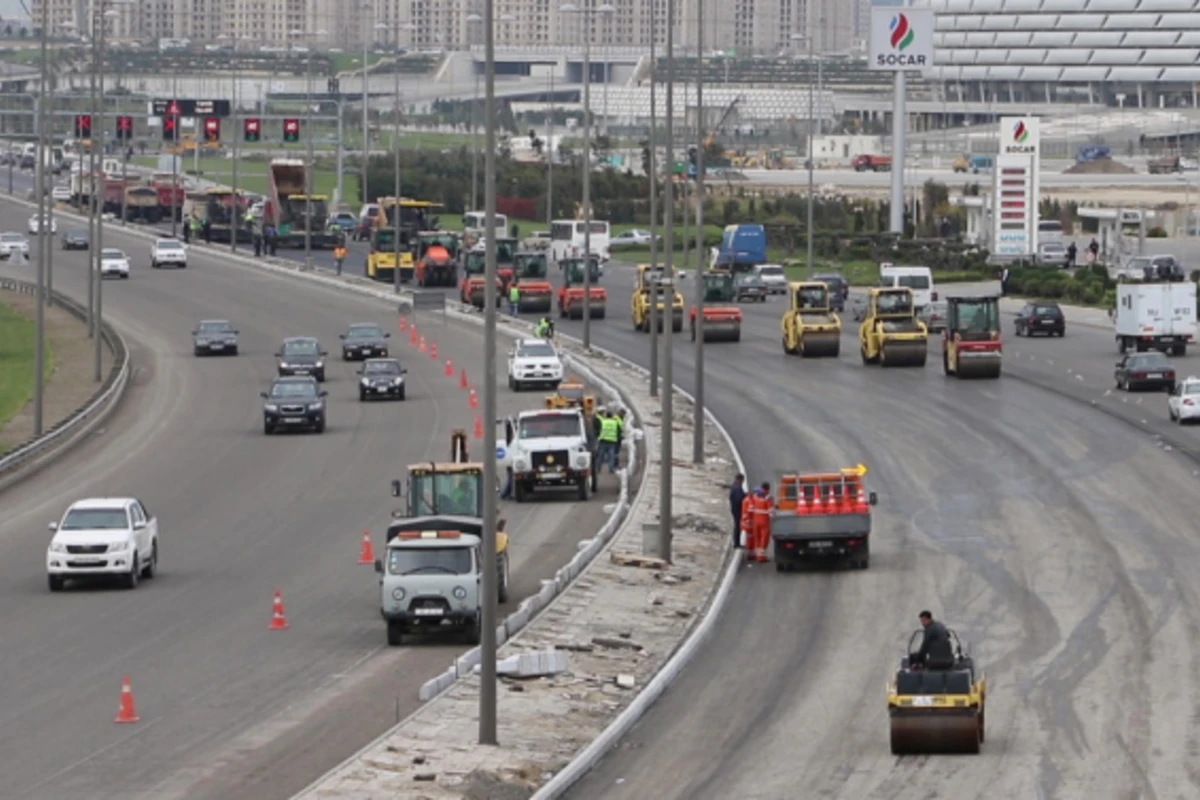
(261, 376), (327, 434)
(358, 358), (407, 401)
(340, 322), (390, 361)
(276, 337), (327, 381)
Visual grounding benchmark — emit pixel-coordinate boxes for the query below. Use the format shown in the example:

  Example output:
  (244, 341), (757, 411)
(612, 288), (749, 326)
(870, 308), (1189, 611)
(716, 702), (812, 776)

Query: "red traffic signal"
(115, 115), (133, 142)
(243, 117), (261, 142)
(162, 114), (178, 141)
(74, 114), (92, 139)
(203, 116), (220, 142)
(282, 118), (300, 142)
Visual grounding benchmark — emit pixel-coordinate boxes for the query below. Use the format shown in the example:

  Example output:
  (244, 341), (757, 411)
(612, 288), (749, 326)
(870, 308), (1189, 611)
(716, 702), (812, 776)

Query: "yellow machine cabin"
(858, 287), (928, 367)
(632, 264), (684, 333)
(887, 628), (987, 755)
(545, 380), (596, 416)
(781, 281), (842, 357)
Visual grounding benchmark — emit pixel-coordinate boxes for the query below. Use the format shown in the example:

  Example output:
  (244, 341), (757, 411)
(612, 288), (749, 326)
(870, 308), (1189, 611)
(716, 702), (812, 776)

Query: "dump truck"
(859, 287), (928, 367)
(265, 158), (333, 248)
(942, 296), (1002, 378)
(1148, 155), (1183, 175)
(414, 232), (460, 287)
(100, 177), (139, 216)
(887, 628), (987, 754)
(689, 271), (743, 342)
(511, 251), (553, 313)
(851, 154), (891, 172)
(196, 188), (250, 244)
(366, 228), (411, 283)
(770, 464), (877, 571)
(122, 185), (162, 223)
(149, 174), (186, 221)
(781, 281), (840, 356)
(557, 255), (606, 319)
(632, 264), (684, 333)
(459, 248), (502, 308)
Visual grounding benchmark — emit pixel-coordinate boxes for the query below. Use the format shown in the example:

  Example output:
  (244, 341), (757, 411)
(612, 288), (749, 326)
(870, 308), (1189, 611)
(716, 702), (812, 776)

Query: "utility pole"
(691, 0), (705, 464)
(231, 59), (240, 253)
(472, 15), (480, 210)
(581, 16), (592, 347)
(32, 0), (48, 435)
(304, 39), (314, 270)
(806, 21), (815, 275)
(361, 3), (370, 209)
(87, 34), (100, 333)
(648, 9), (658, 397)
(479, 0), (499, 747)
(660, 0), (675, 563)
(392, 28), (403, 296)
(545, 68), (554, 224)
(93, 5), (109, 383)
(170, 73), (179, 239)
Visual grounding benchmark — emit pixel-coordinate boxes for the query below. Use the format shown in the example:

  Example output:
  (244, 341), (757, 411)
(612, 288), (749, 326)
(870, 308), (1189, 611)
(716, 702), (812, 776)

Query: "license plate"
(808, 540), (833, 548)
(210, 344), (224, 350)
(293, 369), (309, 375)
(541, 471), (563, 480)
(376, 387), (388, 393)
(283, 417), (304, 424)
(73, 559), (103, 566)
(1147, 373), (1162, 378)
(414, 607), (443, 616)
(911, 696), (934, 707)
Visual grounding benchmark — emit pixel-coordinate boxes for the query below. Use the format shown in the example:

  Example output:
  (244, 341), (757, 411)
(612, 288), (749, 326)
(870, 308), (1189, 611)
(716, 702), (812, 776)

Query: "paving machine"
(459, 248), (502, 309)
(632, 264), (684, 333)
(512, 251), (554, 313)
(770, 464), (877, 571)
(859, 287), (928, 367)
(558, 255), (606, 319)
(943, 295), (1002, 379)
(781, 281), (841, 357)
(887, 628), (987, 754)
(689, 271), (743, 342)
(414, 231), (460, 287)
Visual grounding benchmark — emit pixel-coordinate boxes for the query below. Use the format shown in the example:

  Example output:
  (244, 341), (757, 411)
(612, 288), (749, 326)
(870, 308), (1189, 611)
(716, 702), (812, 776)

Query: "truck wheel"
(465, 617), (482, 646)
(514, 481), (526, 503)
(577, 476), (590, 501)
(386, 622), (404, 646)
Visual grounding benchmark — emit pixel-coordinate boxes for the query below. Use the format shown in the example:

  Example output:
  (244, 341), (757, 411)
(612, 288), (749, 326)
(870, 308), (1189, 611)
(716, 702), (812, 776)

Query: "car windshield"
(102, 249), (124, 259)
(736, 275), (763, 286)
(759, 267), (784, 278)
(410, 473), (481, 516)
(387, 546), (473, 576)
(198, 321), (233, 333)
(270, 381), (318, 398)
(896, 274), (931, 290)
(519, 414), (580, 439)
(282, 340), (318, 356)
(1128, 354), (1170, 368)
(1, 233), (24, 242)
(156, 239), (182, 248)
(61, 507), (128, 530)
(346, 324), (382, 339)
(1183, 382), (1200, 396)
(67, 231), (86, 239)
(364, 360), (400, 375)
(1126, 258), (1151, 269)
(517, 343), (556, 358)
(1033, 305), (1060, 316)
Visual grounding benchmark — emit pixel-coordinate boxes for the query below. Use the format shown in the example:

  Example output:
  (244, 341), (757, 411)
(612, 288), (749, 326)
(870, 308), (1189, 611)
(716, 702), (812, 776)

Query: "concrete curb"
(0, 277), (131, 495)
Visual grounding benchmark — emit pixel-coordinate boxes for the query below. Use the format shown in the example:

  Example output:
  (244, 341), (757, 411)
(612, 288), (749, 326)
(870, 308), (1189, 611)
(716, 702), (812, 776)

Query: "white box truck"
(1113, 281), (1197, 356)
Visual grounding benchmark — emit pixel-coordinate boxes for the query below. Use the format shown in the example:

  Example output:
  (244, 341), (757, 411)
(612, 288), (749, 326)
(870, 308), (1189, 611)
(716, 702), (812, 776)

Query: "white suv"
(46, 497), (160, 591)
(150, 237), (188, 269)
(507, 338), (563, 391)
(0, 232), (29, 259)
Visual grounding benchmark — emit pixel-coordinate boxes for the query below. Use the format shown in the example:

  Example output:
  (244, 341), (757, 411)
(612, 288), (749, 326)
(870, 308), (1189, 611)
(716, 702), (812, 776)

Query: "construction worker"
(739, 488), (755, 552)
(597, 410), (620, 474)
(750, 481), (774, 562)
(612, 408), (626, 469)
(912, 611), (954, 669)
(508, 283), (520, 316)
(535, 316), (554, 339)
(333, 243), (348, 275)
(728, 474), (746, 549)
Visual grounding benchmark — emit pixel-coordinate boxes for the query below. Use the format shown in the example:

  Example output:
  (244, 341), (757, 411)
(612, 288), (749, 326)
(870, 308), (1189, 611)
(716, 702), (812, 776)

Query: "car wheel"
(314, 419), (326, 434)
(386, 621), (404, 646)
(48, 575), (64, 592)
(465, 617), (482, 646)
(359, 390), (367, 401)
(125, 555), (140, 589)
(141, 541), (158, 579)
(497, 553), (510, 604)
(398, 388), (406, 401)
(229, 347), (238, 356)
(577, 476), (589, 501)
(514, 481), (526, 503)
(193, 348), (203, 357)
(263, 421), (274, 435)
(315, 370), (325, 382)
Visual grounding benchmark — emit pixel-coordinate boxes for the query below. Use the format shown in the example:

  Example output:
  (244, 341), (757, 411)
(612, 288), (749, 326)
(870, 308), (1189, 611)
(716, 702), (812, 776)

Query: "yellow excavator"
(887, 627), (986, 754)
(631, 264), (684, 333)
(781, 281), (841, 357)
(858, 287), (928, 367)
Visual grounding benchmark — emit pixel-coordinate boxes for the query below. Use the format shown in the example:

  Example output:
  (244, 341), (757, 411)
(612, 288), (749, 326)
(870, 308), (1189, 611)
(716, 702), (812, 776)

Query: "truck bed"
(771, 512), (870, 540)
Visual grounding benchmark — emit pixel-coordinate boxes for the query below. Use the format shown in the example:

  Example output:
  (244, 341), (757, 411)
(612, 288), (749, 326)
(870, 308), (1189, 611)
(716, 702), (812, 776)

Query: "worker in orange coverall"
(750, 482), (775, 562)
(739, 489), (755, 552)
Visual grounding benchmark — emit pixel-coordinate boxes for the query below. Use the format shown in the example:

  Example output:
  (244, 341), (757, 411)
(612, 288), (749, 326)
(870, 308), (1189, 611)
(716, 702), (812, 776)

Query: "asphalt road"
(501, 264), (1200, 799)
(0, 196), (615, 800)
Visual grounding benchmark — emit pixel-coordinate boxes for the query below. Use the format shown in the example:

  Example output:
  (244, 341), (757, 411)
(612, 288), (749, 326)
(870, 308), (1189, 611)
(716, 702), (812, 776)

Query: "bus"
(550, 219), (610, 265)
(462, 211), (508, 238)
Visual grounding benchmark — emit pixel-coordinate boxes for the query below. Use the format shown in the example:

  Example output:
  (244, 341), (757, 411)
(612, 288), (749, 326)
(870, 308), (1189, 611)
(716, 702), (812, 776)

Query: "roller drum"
(799, 333), (841, 358)
(702, 323), (742, 343)
(880, 340), (928, 367)
(890, 711), (981, 755)
(956, 357), (1001, 379)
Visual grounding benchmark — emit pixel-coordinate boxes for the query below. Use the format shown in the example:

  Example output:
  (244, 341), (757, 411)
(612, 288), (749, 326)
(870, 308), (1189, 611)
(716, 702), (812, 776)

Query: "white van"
(879, 264), (936, 311)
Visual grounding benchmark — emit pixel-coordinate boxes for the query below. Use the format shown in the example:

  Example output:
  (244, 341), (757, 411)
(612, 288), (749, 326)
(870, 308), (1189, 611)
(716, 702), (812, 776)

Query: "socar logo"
(1013, 121), (1029, 143)
(889, 14), (914, 51)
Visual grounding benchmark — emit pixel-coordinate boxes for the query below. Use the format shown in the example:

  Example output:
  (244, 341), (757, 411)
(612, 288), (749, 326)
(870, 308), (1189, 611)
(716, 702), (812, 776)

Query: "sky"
(0, 1), (28, 23)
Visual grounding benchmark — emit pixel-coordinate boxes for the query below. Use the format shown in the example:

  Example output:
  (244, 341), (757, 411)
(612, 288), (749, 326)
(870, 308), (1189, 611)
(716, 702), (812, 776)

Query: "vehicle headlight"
(393, 377), (404, 385)
(361, 378), (370, 386)
(514, 458), (529, 471)
(574, 453), (589, 469)
(315, 361), (324, 368)
(308, 402), (324, 410)
(196, 338), (209, 345)
(264, 403), (278, 412)
(391, 587), (405, 601)
(107, 541), (129, 552)
(278, 362), (289, 368)
(452, 586), (467, 600)
(49, 541), (66, 553)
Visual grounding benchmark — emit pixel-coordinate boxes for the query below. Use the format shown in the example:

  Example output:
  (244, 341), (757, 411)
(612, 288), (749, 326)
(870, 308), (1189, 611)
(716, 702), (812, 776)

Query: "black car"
(358, 358), (407, 401)
(734, 274), (769, 302)
(812, 273), (849, 311)
(62, 230), (89, 250)
(1115, 352), (1176, 392)
(340, 322), (390, 361)
(192, 319), (239, 356)
(261, 376), (327, 434)
(276, 337), (327, 381)
(1014, 301), (1065, 337)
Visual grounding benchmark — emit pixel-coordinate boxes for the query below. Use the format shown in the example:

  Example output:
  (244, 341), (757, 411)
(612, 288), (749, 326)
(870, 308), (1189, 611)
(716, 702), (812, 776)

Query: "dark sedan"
(192, 319), (239, 356)
(62, 229), (89, 250)
(358, 358), (407, 401)
(340, 322), (390, 361)
(261, 376), (327, 434)
(1014, 301), (1065, 337)
(734, 274), (769, 302)
(276, 337), (327, 381)
(1115, 352), (1176, 392)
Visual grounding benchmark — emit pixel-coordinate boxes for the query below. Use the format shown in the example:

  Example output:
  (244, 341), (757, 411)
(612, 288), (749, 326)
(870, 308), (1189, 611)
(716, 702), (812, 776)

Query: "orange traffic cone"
(409, 327), (418, 346)
(269, 589), (289, 630)
(796, 494), (810, 515)
(468, 389), (478, 410)
(473, 415), (484, 440)
(358, 531), (374, 565)
(460, 367), (469, 390)
(444, 359), (454, 377)
(398, 316), (408, 332)
(115, 675), (140, 723)
(418, 336), (427, 353)
(429, 341), (438, 359)
(855, 488), (868, 513)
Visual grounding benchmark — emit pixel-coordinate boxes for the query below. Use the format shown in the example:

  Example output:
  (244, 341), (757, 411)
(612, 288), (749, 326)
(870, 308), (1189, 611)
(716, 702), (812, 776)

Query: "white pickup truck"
(1113, 280), (1198, 356)
(150, 237), (188, 269)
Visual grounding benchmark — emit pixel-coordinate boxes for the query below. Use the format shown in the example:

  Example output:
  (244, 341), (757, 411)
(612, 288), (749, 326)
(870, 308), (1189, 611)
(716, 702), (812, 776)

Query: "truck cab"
(506, 408), (593, 502)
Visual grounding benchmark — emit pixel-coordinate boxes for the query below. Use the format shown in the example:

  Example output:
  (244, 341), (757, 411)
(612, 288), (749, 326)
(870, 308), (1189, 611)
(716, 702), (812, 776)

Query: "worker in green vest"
(508, 283), (520, 317)
(597, 411), (620, 474)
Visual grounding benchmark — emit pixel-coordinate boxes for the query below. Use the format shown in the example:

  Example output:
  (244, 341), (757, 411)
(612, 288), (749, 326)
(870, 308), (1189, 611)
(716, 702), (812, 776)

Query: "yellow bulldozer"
(858, 287), (928, 367)
(631, 264), (684, 333)
(781, 281), (841, 357)
(887, 627), (987, 754)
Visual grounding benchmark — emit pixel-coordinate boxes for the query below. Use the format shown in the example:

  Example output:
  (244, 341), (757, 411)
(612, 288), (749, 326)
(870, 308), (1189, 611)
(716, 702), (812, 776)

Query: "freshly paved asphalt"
(0, 194), (614, 800)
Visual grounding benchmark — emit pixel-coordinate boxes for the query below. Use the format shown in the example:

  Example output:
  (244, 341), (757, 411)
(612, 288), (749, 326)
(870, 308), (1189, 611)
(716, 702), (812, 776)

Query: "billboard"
(868, 7), (934, 71)
(998, 116), (1040, 157)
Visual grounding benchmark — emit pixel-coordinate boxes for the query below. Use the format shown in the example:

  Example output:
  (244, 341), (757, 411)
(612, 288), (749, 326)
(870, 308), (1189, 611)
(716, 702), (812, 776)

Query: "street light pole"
(87, 30), (99, 334)
(231, 51), (240, 253)
(648, 8), (658, 397)
(806, 26), (815, 277)
(93, 6), (110, 383)
(660, 0), (675, 562)
(32, 0), (48, 435)
(691, 0), (705, 464)
(304, 40), (314, 270)
(392, 25), (403, 295)
(581, 18), (592, 347)
(479, 0), (499, 747)
(471, 16), (480, 211)
(545, 68), (554, 224)
(361, 3), (370, 207)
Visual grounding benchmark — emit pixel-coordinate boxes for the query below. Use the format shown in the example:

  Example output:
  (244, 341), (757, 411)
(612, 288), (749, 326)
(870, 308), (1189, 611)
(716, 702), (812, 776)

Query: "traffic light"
(243, 117), (261, 142)
(115, 115), (133, 142)
(74, 114), (92, 139)
(282, 118), (300, 142)
(203, 116), (220, 142)
(162, 114), (178, 142)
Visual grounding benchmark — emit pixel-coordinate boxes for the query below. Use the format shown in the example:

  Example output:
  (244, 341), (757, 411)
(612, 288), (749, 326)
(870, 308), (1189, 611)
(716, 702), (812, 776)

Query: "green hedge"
(1005, 265), (1112, 306)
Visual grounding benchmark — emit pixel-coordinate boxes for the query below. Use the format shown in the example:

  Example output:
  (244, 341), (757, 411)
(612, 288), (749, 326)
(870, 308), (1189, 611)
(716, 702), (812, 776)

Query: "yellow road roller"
(942, 295), (1002, 379)
(781, 281), (841, 357)
(859, 287), (928, 367)
(887, 628), (986, 755)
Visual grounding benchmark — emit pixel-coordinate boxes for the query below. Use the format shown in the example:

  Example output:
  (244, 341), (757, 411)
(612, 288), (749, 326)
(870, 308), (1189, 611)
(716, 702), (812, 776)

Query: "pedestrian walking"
(728, 474), (746, 550)
(596, 410), (620, 473)
(333, 243), (347, 275)
(1066, 241), (1077, 269)
(999, 266), (1010, 297)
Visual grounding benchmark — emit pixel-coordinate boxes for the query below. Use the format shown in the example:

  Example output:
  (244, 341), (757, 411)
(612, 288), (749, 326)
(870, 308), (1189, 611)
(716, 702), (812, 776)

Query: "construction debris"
(611, 553), (669, 570)
(494, 650), (569, 678)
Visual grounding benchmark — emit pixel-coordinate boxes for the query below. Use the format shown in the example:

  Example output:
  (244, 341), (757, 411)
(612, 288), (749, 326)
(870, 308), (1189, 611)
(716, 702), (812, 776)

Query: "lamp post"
(545, 65), (555, 224)
(218, 33), (248, 252)
(648, 8), (659, 397)
(291, 27), (326, 271)
(691, 0), (705, 464)
(32, 0), (50, 433)
(361, 0), (371, 208)
(377, 21), (416, 295)
(660, 0), (676, 562)
(467, 13), (482, 211)
(791, 30), (816, 278)
(92, 4), (123, 383)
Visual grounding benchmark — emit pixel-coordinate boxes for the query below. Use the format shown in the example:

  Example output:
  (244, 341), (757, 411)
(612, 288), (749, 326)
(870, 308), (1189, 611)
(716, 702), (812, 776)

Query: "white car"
(27, 213), (56, 235)
(1168, 377), (1200, 424)
(99, 248), (130, 279)
(46, 497), (160, 591)
(0, 231), (29, 259)
(51, 184), (72, 202)
(611, 229), (657, 246)
(150, 237), (188, 269)
(507, 338), (563, 391)
(754, 264), (789, 295)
